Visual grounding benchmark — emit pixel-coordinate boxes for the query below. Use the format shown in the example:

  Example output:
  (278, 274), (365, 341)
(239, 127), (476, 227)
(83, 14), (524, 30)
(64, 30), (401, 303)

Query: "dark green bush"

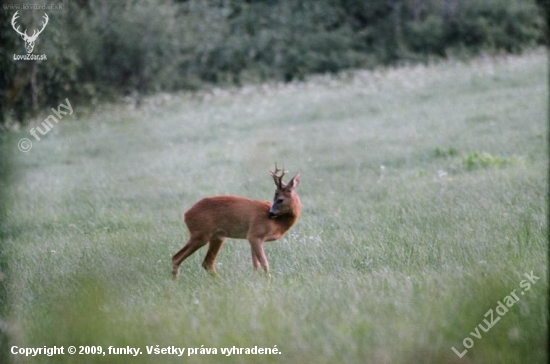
(406, 14), (446, 56)
(445, 0), (545, 53)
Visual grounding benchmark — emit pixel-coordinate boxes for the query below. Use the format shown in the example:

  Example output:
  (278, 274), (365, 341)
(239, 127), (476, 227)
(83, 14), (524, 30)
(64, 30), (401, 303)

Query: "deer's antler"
(270, 163), (288, 189)
(11, 11), (48, 41)
(35, 13), (49, 38)
(11, 11), (28, 38)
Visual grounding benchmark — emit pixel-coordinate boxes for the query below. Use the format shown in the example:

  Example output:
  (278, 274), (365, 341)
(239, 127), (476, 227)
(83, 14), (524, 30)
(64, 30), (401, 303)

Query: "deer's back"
(184, 196), (271, 239)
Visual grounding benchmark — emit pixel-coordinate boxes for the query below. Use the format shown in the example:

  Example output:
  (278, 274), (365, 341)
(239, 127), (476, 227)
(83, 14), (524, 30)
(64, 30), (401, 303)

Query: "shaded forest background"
(0, 0), (546, 125)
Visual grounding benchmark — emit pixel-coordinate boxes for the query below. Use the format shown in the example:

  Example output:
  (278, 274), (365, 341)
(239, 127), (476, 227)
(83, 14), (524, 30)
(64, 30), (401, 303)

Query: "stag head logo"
(11, 11), (49, 54)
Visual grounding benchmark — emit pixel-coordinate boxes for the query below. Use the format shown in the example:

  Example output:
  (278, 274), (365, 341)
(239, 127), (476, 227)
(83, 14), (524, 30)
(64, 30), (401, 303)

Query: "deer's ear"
(286, 173), (300, 190)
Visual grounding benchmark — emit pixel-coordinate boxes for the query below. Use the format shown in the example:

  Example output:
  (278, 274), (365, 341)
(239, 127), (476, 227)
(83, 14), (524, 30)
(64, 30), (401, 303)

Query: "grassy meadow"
(0, 50), (547, 363)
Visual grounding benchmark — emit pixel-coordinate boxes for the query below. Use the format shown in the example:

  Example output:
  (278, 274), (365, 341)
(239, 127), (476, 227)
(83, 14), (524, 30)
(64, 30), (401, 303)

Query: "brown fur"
(171, 167), (300, 278)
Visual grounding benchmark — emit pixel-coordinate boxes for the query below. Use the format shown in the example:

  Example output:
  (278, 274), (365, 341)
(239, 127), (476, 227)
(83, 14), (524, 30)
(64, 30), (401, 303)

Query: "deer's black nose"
(269, 211), (277, 218)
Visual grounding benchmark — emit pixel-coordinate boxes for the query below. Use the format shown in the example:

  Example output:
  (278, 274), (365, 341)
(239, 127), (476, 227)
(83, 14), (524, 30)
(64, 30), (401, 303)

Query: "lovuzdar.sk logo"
(11, 10), (48, 60)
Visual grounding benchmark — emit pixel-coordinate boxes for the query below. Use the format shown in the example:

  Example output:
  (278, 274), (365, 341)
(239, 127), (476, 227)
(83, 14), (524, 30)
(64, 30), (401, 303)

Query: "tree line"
(0, 0), (546, 125)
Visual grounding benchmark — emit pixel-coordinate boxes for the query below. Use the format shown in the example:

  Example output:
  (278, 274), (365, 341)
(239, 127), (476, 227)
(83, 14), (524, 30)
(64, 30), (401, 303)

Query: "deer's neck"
(278, 199), (301, 232)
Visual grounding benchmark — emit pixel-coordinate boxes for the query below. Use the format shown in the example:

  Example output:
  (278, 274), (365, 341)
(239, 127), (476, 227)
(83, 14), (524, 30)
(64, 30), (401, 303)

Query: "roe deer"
(171, 165), (301, 279)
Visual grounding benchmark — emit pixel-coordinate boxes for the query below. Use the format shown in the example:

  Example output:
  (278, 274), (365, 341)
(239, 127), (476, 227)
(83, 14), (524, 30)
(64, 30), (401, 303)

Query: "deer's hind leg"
(172, 234), (208, 279)
(202, 236), (225, 274)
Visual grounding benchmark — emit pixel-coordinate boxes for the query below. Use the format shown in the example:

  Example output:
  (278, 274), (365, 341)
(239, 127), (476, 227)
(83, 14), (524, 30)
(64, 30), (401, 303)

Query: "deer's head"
(269, 164), (301, 219)
(12, 11), (48, 54)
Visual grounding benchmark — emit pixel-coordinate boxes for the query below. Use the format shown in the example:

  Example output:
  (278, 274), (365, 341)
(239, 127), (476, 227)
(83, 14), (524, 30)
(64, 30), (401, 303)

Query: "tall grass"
(1, 50), (547, 363)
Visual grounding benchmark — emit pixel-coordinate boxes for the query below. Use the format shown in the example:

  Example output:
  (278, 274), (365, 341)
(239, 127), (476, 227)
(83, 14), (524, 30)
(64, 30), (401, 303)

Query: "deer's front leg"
(251, 248), (261, 270)
(248, 238), (270, 277)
